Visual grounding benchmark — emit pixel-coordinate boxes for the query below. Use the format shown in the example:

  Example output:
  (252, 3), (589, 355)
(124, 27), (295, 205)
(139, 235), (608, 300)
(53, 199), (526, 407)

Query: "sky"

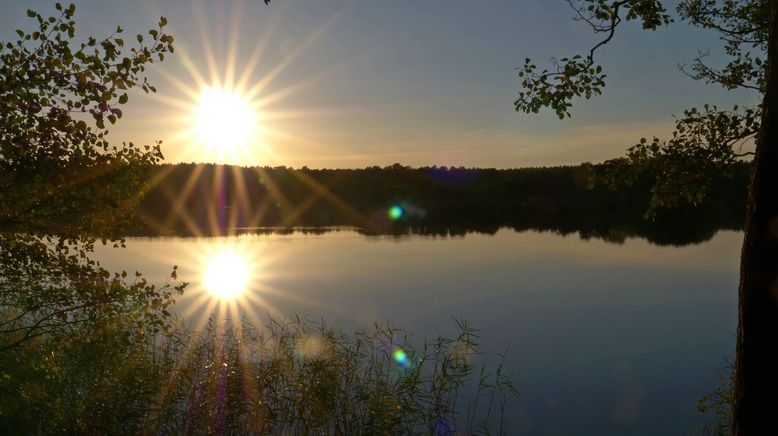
(1, 0), (760, 168)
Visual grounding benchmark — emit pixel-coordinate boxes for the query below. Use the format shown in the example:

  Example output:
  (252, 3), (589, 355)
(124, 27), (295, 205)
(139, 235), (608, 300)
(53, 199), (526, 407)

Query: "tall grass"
(696, 361), (734, 436)
(0, 316), (517, 435)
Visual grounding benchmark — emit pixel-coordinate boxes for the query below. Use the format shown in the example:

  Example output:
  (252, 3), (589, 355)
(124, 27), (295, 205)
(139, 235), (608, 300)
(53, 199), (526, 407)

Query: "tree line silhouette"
(133, 162), (749, 245)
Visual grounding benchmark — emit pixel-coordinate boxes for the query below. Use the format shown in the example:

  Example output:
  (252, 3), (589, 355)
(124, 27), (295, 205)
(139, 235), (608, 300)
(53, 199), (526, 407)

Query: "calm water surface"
(96, 228), (740, 435)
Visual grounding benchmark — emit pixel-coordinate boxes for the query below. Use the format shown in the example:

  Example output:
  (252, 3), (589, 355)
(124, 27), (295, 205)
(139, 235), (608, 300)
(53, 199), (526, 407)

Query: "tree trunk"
(732, 3), (778, 434)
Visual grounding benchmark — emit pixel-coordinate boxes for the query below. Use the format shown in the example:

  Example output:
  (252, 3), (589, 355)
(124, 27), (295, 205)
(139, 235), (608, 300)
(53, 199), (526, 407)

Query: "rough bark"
(732, 2), (778, 434)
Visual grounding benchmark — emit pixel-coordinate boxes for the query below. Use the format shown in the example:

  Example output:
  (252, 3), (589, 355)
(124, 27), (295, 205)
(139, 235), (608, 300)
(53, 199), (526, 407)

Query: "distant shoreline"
(129, 162), (749, 246)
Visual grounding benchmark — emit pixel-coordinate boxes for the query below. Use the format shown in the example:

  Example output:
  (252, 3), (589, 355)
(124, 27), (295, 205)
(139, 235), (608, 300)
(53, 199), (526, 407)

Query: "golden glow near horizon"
(203, 250), (250, 300)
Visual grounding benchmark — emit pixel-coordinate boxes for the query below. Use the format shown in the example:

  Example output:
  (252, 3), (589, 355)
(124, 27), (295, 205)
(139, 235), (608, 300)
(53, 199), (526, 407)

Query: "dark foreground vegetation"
(136, 162), (750, 246)
(0, 316), (515, 434)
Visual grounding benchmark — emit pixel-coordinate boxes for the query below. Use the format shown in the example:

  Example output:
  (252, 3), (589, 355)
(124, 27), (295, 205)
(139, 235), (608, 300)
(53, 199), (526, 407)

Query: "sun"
(192, 86), (259, 160)
(147, 0), (348, 166)
(203, 251), (250, 300)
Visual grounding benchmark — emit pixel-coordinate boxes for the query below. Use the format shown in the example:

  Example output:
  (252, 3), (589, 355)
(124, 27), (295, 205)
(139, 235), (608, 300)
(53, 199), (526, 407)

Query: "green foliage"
(517, 0), (765, 213)
(0, 3), (182, 351)
(516, 55), (607, 119)
(599, 105), (759, 215)
(0, 2), (174, 235)
(515, 0), (671, 119)
(0, 318), (167, 434)
(0, 232), (183, 351)
(678, 0), (768, 93)
(0, 317), (517, 435)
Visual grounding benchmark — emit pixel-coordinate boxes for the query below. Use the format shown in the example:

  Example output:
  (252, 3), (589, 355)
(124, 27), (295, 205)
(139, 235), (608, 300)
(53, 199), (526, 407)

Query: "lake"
(95, 227), (740, 435)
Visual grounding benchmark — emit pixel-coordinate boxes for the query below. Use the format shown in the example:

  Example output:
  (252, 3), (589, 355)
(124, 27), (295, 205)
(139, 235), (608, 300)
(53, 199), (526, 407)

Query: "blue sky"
(1, 0), (760, 167)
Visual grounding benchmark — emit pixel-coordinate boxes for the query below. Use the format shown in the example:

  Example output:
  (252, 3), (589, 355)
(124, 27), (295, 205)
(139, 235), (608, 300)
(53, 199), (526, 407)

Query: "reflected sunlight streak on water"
(203, 250), (249, 299)
(170, 236), (344, 333)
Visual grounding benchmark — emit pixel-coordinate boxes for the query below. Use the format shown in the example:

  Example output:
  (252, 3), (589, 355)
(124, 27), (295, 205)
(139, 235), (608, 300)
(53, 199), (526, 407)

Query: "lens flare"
(393, 348), (410, 368)
(203, 251), (249, 299)
(388, 205), (404, 221)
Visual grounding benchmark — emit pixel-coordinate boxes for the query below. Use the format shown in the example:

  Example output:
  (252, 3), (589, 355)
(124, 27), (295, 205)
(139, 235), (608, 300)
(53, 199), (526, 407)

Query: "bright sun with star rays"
(193, 86), (258, 154)
(142, 0), (346, 166)
(203, 250), (250, 299)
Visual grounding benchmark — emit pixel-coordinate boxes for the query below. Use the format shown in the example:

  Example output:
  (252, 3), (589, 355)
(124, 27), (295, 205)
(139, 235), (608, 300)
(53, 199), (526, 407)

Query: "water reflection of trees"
(135, 163), (748, 246)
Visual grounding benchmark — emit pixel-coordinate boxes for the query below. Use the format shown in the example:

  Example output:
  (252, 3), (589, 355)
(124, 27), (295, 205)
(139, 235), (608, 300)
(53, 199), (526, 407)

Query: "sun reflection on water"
(150, 234), (347, 335)
(203, 251), (249, 300)
(178, 237), (312, 330)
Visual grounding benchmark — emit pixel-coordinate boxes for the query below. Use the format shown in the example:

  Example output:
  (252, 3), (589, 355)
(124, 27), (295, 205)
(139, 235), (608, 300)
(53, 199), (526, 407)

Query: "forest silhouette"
(135, 161), (749, 246)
